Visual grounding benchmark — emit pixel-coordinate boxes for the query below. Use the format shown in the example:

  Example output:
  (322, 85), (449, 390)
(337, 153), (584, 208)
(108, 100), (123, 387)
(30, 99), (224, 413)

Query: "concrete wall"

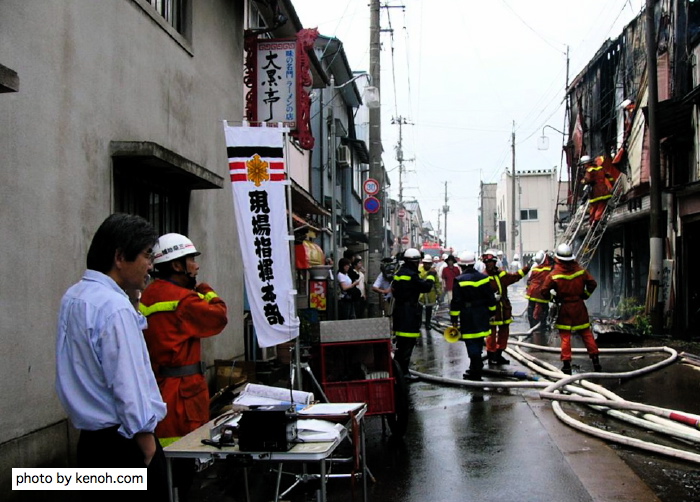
(0, 0), (246, 490)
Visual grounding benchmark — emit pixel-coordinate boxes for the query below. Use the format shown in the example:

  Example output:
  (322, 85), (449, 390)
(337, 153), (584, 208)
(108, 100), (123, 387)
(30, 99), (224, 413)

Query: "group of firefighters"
(388, 243), (601, 382)
(386, 153), (615, 381)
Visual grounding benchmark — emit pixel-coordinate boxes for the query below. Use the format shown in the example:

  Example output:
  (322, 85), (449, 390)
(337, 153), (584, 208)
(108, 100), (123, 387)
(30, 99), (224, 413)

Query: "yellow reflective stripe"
(427, 275), (436, 282)
(394, 331), (420, 338)
(488, 305), (496, 311)
(492, 275), (503, 294)
(551, 270), (586, 281)
(532, 266), (552, 273)
(458, 277), (490, 287)
(394, 275), (411, 281)
(198, 291), (219, 302)
(518, 268), (525, 277)
(555, 322), (591, 331)
(159, 437), (181, 448)
(490, 318), (513, 325)
(139, 300), (179, 317)
(589, 194), (612, 203)
(529, 297), (550, 304)
(461, 329), (491, 339)
(583, 290), (591, 298)
(588, 166), (603, 171)
(450, 310), (460, 317)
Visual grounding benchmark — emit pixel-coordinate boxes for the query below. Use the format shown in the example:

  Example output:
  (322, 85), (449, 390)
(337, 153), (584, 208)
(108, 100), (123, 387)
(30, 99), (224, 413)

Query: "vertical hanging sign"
(244, 29), (318, 150)
(225, 124), (300, 348)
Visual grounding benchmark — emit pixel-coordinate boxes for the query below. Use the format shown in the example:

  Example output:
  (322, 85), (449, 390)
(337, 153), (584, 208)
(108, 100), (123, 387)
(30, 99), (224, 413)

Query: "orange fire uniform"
(140, 279), (228, 439)
(485, 265), (530, 353)
(540, 261), (598, 361)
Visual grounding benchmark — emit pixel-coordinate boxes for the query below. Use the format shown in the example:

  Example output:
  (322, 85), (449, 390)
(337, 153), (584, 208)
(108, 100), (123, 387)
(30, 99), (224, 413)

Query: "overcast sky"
(292, 0), (643, 254)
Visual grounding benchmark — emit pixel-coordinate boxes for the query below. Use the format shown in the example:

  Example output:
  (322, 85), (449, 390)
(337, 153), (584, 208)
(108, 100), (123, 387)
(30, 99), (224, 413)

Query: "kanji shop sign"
(256, 40), (297, 127)
(244, 29), (318, 150)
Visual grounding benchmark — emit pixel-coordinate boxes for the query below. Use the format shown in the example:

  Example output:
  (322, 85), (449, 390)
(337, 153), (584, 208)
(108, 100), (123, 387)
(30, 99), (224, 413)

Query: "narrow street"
(189, 284), (700, 501)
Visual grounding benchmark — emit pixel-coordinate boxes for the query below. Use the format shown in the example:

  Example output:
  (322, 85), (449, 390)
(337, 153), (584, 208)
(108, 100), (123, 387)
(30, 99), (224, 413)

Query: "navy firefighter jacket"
(391, 263), (435, 338)
(450, 267), (497, 339)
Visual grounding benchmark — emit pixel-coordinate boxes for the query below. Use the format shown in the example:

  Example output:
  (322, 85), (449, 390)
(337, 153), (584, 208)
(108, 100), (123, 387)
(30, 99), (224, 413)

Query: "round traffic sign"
(363, 178), (380, 196)
(363, 196), (381, 214)
(401, 235), (410, 245)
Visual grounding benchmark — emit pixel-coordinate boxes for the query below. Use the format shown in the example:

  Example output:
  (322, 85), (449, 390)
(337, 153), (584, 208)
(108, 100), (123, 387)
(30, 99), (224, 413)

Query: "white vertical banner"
(224, 124), (299, 348)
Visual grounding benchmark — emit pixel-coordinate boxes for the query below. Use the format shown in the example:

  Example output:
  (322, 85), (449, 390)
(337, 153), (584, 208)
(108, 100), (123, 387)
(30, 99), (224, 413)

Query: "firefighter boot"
(561, 360), (572, 375)
(486, 351), (498, 365)
(463, 356), (484, 381)
(591, 354), (602, 372)
(493, 349), (510, 365)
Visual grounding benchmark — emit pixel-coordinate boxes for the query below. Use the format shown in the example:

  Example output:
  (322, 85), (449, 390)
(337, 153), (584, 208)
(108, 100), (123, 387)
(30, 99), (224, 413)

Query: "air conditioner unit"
(337, 145), (351, 166)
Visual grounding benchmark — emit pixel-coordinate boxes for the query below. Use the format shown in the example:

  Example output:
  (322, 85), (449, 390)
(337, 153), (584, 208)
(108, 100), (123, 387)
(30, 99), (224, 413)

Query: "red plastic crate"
(323, 378), (395, 415)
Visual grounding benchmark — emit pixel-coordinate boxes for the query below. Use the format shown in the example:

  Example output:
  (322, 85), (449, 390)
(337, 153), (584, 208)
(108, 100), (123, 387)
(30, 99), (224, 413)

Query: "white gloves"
(494, 293), (501, 302)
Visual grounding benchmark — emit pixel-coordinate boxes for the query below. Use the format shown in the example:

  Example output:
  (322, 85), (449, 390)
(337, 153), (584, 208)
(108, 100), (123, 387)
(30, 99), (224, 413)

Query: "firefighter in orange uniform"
(540, 243), (601, 375)
(525, 250), (552, 333)
(481, 249), (530, 365)
(140, 233), (228, 440)
(581, 155), (614, 226)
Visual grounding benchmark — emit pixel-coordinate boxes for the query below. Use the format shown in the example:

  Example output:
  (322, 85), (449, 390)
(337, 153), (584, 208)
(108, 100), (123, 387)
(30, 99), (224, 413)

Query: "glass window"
(114, 163), (190, 236)
(520, 209), (538, 221)
(145, 0), (186, 34)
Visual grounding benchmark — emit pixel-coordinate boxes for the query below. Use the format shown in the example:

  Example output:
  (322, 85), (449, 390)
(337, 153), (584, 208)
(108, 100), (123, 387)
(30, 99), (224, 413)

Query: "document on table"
(233, 383), (314, 407)
(296, 419), (345, 442)
(298, 403), (365, 415)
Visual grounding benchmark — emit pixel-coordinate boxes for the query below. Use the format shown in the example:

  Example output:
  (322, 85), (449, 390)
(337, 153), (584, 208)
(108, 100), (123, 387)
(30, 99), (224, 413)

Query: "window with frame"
(145, 0), (186, 34)
(111, 140), (224, 236)
(520, 209), (538, 221)
(114, 163), (190, 236)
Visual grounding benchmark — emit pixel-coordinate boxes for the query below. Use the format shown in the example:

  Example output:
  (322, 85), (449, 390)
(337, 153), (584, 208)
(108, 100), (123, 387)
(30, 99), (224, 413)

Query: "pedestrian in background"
(419, 255), (441, 330)
(541, 243), (601, 374)
(372, 257), (395, 317)
(55, 213), (168, 501)
(440, 254), (461, 304)
(351, 257), (367, 318)
(337, 257), (359, 320)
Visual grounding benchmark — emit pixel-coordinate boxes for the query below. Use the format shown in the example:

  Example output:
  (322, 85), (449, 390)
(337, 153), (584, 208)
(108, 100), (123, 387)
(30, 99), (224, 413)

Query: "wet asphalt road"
(188, 283), (700, 502)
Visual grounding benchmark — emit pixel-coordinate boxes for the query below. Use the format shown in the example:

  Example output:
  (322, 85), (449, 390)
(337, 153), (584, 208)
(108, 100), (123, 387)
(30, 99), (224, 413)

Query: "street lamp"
(329, 73), (379, 318)
(538, 124), (567, 150)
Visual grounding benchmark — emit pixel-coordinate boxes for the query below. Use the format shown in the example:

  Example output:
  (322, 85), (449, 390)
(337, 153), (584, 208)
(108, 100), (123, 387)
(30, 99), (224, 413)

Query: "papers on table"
(296, 419), (345, 442)
(298, 403), (365, 415)
(233, 383), (314, 408)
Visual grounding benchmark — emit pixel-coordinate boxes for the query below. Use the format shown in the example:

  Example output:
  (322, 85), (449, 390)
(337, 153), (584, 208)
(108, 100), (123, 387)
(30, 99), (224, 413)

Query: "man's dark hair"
(86, 213), (157, 273)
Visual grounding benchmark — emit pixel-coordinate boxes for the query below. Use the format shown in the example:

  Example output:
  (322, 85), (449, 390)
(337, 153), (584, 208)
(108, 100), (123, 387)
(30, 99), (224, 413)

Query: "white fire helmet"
(459, 251), (476, 265)
(153, 233), (200, 265)
(403, 248), (421, 262)
(579, 155), (592, 165)
(554, 243), (575, 261)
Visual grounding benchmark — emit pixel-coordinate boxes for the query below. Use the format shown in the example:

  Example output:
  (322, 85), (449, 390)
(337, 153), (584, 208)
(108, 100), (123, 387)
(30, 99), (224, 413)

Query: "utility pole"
(393, 116), (409, 205)
(442, 182), (449, 250)
(367, 0), (383, 318)
(511, 122), (516, 261)
(645, 0), (663, 333)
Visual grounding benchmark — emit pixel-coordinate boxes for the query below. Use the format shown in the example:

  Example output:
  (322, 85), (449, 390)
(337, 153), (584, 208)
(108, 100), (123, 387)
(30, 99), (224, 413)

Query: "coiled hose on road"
(413, 316), (700, 464)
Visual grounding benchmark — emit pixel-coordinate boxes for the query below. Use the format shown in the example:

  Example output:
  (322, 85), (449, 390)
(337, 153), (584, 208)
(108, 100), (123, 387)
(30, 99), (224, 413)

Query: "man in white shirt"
(55, 213), (168, 501)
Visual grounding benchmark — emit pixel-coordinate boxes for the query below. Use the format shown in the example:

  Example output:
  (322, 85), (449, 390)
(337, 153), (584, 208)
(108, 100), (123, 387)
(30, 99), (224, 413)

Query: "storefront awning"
(291, 180), (330, 217)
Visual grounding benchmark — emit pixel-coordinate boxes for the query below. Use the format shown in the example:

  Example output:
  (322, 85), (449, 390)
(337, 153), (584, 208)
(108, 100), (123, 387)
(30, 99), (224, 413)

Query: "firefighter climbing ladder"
(559, 174), (626, 269)
(545, 175), (627, 330)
